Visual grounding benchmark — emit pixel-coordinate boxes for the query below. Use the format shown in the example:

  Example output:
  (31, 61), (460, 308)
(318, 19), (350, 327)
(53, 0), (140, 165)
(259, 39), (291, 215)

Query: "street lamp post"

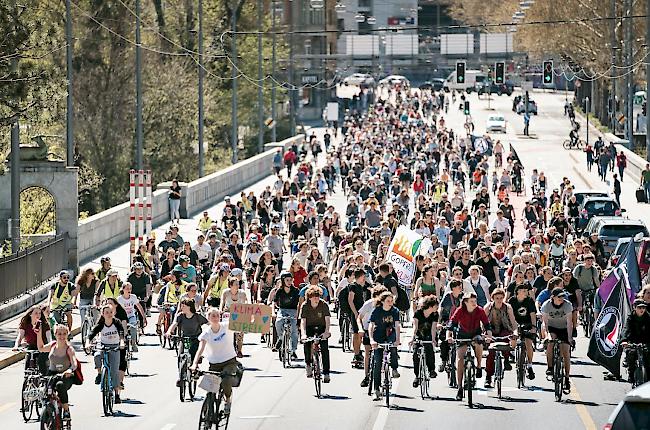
(198, 0), (205, 176)
(585, 97), (590, 146)
(10, 120), (20, 253)
(231, 7), (239, 164)
(65, 0), (74, 168)
(257, 0), (264, 153)
(135, 0), (143, 170)
(271, 1), (277, 143)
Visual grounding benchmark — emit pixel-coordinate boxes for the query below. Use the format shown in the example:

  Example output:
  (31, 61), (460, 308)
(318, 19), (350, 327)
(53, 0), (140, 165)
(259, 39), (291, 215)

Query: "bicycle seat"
(488, 342), (512, 352)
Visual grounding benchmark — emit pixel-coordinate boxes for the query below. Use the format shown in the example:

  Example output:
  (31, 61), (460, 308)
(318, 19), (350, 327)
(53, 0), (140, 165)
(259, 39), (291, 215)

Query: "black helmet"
(179, 255), (190, 263)
(280, 271), (293, 281)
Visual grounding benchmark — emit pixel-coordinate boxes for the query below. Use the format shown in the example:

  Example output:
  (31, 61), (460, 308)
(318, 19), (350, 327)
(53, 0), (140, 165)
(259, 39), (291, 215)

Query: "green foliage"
(20, 187), (55, 235)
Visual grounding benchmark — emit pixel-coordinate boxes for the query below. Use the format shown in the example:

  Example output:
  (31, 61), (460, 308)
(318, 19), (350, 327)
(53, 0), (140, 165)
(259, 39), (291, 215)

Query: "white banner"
(385, 226), (431, 287)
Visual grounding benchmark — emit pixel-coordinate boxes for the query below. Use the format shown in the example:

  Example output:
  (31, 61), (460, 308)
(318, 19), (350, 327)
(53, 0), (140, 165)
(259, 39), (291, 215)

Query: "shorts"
(207, 297), (221, 308)
(548, 325), (570, 343)
(362, 332), (371, 346)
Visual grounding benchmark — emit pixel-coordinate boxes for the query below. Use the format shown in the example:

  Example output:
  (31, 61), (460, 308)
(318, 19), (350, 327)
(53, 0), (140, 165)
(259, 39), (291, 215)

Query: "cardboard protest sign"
(228, 303), (272, 334)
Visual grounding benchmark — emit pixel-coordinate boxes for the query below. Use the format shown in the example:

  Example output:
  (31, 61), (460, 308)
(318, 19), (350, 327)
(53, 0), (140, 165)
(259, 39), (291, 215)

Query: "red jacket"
(283, 151), (296, 164)
(450, 305), (490, 335)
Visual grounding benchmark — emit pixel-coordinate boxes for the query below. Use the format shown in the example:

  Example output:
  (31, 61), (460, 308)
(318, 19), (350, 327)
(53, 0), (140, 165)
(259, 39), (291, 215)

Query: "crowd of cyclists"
(11, 82), (650, 426)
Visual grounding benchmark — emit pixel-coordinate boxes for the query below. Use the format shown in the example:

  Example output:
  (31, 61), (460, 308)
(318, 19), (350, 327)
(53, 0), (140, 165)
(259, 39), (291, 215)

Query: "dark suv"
(583, 216), (649, 258)
(577, 197), (624, 230)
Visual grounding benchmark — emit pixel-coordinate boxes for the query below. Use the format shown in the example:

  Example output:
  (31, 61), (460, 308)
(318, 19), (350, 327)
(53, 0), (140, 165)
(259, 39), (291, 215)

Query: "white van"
(443, 69), (487, 92)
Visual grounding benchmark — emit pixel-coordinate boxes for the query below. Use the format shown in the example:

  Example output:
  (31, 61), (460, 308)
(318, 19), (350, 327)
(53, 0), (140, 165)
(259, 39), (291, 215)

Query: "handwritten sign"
(385, 226), (431, 286)
(228, 303), (272, 334)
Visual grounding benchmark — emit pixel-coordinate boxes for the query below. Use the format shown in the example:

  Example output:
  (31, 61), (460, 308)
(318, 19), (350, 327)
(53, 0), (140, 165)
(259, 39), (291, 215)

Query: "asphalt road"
(0, 89), (634, 430)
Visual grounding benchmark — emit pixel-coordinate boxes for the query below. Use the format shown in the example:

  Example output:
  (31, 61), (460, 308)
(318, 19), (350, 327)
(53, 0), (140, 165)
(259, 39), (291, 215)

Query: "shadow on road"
(565, 399), (600, 407)
(320, 394), (351, 400)
(500, 397), (538, 403)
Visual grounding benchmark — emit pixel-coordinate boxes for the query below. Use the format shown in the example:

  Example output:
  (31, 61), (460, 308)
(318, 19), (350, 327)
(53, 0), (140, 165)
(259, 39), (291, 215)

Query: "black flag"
(587, 276), (631, 377)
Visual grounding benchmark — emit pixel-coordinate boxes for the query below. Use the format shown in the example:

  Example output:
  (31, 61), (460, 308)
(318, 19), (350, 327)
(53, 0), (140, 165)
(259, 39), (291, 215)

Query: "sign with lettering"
(385, 226), (431, 286)
(228, 303), (272, 334)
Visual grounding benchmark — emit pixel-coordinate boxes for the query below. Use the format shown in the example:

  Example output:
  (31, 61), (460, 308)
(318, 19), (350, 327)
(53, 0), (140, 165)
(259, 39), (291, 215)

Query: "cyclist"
(88, 304), (125, 403)
(35, 323), (79, 421)
(220, 277), (248, 358)
(174, 254), (197, 284)
(166, 298), (208, 387)
(191, 307), (242, 415)
(117, 282), (147, 352)
(204, 264), (231, 308)
(540, 287), (574, 391)
(96, 257), (112, 282)
(48, 270), (77, 332)
(268, 271), (299, 359)
(369, 291), (401, 401)
(573, 253), (600, 296)
(299, 286), (332, 383)
(13, 305), (50, 374)
(157, 270), (188, 335)
(347, 268), (371, 368)
(621, 298), (650, 384)
(357, 286), (388, 387)
(447, 292), (493, 401)
(438, 279), (463, 373)
(75, 267), (98, 326)
(483, 288), (517, 388)
(508, 283), (538, 380)
(95, 269), (123, 305)
(127, 262), (152, 322)
(410, 295), (439, 387)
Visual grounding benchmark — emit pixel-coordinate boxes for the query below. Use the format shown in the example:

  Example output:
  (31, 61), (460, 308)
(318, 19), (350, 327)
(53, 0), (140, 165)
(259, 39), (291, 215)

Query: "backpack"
(394, 286), (410, 312)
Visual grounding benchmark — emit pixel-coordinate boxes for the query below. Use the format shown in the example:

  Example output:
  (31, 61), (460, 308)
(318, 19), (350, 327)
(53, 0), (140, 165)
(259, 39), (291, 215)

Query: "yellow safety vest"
(209, 277), (228, 299)
(50, 283), (73, 310)
(100, 278), (122, 299)
(165, 281), (188, 304)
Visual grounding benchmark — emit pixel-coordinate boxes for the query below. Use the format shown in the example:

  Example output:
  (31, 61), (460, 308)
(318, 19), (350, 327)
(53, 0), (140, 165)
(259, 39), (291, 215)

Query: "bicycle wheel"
(448, 348), (457, 388)
(179, 359), (187, 402)
(367, 353), (374, 397)
(82, 320), (92, 355)
(516, 345), (525, 389)
(188, 366), (197, 401)
(21, 378), (35, 422)
(39, 404), (57, 430)
(554, 355), (563, 402)
(282, 330), (291, 368)
(495, 356), (503, 399)
(216, 390), (230, 430)
(576, 140), (585, 150)
(341, 319), (350, 352)
(466, 363), (474, 408)
(198, 393), (214, 430)
(313, 351), (322, 398)
(633, 363), (647, 388)
(101, 368), (113, 416)
(562, 140), (571, 150)
(419, 353), (428, 399)
(383, 364), (391, 408)
(160, 328), (167, 349)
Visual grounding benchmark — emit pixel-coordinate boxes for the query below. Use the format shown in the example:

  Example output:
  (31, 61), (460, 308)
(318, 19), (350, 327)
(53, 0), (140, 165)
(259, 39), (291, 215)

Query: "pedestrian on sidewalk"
(584, 144), (594, 172)
(616, 151), (627, 181)
(642, 163), (650, 202)
(613, 173), (621, 207)
(523, 112), (530, 136)
(598, 149), (611, 182)
(607, 142), (617, 172)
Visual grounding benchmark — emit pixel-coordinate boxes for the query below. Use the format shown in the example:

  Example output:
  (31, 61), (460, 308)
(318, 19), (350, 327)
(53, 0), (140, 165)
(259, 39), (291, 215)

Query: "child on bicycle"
(88, 305), (125, 404)
(369, 291), (401, 401)
(410, 296), (439, 388)
(299, 286), (332, 383)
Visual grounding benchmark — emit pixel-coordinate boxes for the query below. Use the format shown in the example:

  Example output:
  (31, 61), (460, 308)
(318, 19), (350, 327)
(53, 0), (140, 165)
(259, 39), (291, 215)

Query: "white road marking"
(160, 424), (176, 430)
(239, 415), (281, 419)
(370, 370), (402, 430)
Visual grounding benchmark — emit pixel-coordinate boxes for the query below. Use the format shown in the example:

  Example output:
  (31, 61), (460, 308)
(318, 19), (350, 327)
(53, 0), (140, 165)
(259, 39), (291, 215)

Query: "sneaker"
(120, 382), (125, 390)
(484, 376), (493, 388)
(338, 338), (343, 344)
(413, 379), (420, 388)
(224, 401), (231, 415)
(476, 367), (483, 378)
(456, 387), (463, 401)
(392, 369), (400, 378)
(132, 344), (139, 353)
(95, 374), (101, 385)
(504, 361), (512, 371)
(360, 376), (369, 387)
(115, 394), (121, 404)
(429, 370), (437, 379)
(175, 379), (181, 388)
(546, 367), (553, 376)
(291, 352), (298, 360)
(236, 351), (244, 359)
(564, 377), (571, 391)
(306, 364), (313, 378)
(438, 362), (446, 373)
(374, 390), (381, 401)
(323, 374), (330, 383)
(527, 367), (535, 380)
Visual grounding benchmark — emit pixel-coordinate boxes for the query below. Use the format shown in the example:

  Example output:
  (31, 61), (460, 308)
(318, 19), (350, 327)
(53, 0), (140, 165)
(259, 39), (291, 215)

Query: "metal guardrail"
(0, 234), (67, 303)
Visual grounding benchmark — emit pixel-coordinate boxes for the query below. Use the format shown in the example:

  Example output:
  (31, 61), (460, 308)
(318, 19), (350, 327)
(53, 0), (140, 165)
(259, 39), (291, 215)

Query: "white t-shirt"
(358, 299), (375, 331)
(198, 322), (237, 364)
(117, 294), (140, 318)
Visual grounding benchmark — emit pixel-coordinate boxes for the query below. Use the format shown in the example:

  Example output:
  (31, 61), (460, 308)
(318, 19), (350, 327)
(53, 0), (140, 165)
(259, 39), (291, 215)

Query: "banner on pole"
(385, 226), (430, 286)
(228, 303), (272, 334)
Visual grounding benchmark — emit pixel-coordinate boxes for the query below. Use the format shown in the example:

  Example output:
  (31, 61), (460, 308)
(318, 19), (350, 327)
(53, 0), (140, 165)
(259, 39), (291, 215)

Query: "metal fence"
(0, 234), (67, 303)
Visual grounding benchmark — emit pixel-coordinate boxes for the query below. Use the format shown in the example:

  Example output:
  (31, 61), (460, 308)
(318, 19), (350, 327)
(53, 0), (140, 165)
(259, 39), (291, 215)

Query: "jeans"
(94, 345), (120, 390)
(126, 315), (138, 346)
(618, 165), (625, 181)
(645, 182), (650, 202)
(169, 198), (181, 220)
(79, 298), (96, 327)
(275, 309), (298, 352)
(372, 345), (398, 390)
(303, 325), (330, 374)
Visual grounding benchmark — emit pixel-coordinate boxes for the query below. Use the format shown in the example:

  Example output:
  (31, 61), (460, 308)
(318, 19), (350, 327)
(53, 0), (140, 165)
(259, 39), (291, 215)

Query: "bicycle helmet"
(100, 256), (111, 264)
(132, 262), (144, 270)
(179, 255), (190, 263)
(554, 234), (563, 240)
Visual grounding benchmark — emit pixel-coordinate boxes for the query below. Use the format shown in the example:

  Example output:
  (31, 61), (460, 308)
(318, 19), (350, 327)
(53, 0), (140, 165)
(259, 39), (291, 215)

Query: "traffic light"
(464, 100), (470, 115)
(495, 62), (505, 84)
(543, 60), (554, 85)
(456, 61), (466, 84)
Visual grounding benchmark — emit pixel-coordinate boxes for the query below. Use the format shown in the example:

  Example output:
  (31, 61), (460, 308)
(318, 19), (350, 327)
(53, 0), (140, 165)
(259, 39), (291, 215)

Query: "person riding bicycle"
(35, 323), (79, 421)
(446, 291), (493, 401)
(88, 304), (125, 403)
(357, 286), (388, 388)
(166, 298), (208, 387)
(410, 296), (439, 387)
(369, 291), (401, 401)
(438, 279), (463, 373)
(127, 262), (152, 324)
(621, 299), (650, 385)
(540, 287), (574, 392)
(156, 270), (188, 335)
(268, 271), (299, 359)
(191, 307), (242, 415)
(483, 288), (517, 388)
(548, 234), (565, 273)
(48, 271), (77, 333)
(572, 254), (601, 296)
(117, 282), (147, 352)
(94, 269), (123, 305)
(568, 125), (579, 147)
(300, 286), (332, 383)
(508, 283), (538, 380)
(13, 305), (51, 374)
(204, 264), (231, 308)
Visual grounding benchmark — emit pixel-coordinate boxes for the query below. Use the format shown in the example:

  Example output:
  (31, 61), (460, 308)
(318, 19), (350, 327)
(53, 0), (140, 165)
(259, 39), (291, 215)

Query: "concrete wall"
(603, 132), (648, 185)
(77, 135), (303, 263)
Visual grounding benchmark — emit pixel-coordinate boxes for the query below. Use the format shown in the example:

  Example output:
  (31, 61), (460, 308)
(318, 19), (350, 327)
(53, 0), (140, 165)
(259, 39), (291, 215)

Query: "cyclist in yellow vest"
(197, 211), (213, 236)
(156, 270), (188, 334)
(203, 264), (232, 308)
(48, 270), (78, 332)
(94, 269), (123, 306)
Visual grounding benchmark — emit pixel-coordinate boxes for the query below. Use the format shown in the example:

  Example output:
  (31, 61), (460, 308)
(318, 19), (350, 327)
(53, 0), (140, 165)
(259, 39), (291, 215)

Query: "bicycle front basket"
(198, 374), (222, 393)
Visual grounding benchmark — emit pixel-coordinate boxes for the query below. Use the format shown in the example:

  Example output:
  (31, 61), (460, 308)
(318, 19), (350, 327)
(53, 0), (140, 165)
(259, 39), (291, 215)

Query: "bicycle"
(195, 368), (242, 430)
(98, 345), (120, 416)
(413, 340), (434, 399)
(302, 335), (325, 398)
(456, 338), (479, 408)
(124, 322), (139, 376)
(580, 290), (595, 338)
(562, 139), (585, 150)
(39, 375), (71, 430)
(340, 314), (353, 353)
(278, 316), (294, 368)
(545, 338), (569, 402)
(373, 343), (395, 408)
(20, 350), (42, 422)
(489, 336), (513, 399)
(79, 305), (98, 355)
(445, 340), (458, 388)
(515, 326), (535, 389)
(173, 335), (198, 402)
(625, 343), (649, 388)
(159, 304), (177, 351)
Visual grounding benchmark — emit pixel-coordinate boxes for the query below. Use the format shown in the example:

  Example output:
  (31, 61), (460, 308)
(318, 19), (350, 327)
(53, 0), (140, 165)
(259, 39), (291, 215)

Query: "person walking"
(523, 111), (530, 136)
(642, 163), (650, 203)
(608, 142), (617, 172)
(616, 151), (627, 181)
(598, 149), (611, 182)
(169, 179), (182, 224)
(613, 173), (621, 207)
(584, 144), (594, 172)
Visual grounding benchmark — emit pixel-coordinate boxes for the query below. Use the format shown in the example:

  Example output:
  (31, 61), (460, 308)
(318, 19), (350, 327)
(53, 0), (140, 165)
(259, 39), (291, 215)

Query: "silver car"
(604, 382), (650, 430)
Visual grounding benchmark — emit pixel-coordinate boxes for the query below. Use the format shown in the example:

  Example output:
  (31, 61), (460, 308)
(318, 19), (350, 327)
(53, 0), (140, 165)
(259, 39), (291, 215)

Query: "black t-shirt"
(532, 276), (548, 294)
(454, 260), (473, 278)
(506, 281), (532, 298)
(414, 309), (438, 340)
(228, 243), (244, 268)
(169, 184), (181, 200)
(508, 296), (537, 327)
(477, 257), (499, 284)
(347, 282), (366, 310)
(275, 287), (300, 310)
(563, 278), (580, 304)
(290, 222), (309, 239)
(449, 228), (466, 246)
(127, 273), (151, 298)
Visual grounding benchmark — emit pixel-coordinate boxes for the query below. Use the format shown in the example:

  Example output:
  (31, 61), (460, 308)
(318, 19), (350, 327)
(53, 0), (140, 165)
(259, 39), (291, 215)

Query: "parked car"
(378, 75), (409, 87)
(343, 73), (375, 87)
(477, 81), (513, 96)
(419, 78), (445, 91)
(583, 217), (649, 259)
(486, 113), (506, 133)
(577, 197), (624, 230)
(516, 99), (538, 114)
(604, 381), (650, 430)
(572, 189), (610, 207)
(609, 237), (650, 277)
